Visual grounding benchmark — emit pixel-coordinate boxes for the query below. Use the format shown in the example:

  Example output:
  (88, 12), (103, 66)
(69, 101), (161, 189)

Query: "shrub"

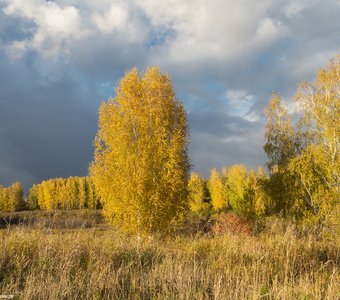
(211, 212), (253, 236)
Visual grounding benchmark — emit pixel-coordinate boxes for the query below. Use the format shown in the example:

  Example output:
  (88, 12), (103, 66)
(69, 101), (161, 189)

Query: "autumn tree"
(295, 55), (339, 162)
(32, 177), (99, 211)
(188, 172), (211, 216)
(252, 166), (269, 217)
(28, 184), (39, 210)
(0, 182), (24, 212)
(207, 168), (228, 210)
(263, 94), (300, 216)
(84, 178), (99, 209)
(224, 165), (256, 220)
(0, 185), (9, 211)
(288, 146), (335, 221)
(90, 67), (190, 235)
(289, 55), (340, 223)
(55, 178), (66, 209)
(264, 94), (297, 171)
(264, 54), (339, 223)
(38, 180), (54, 210)
(65, 177), (79, 209)
(78, 177), (87, 209)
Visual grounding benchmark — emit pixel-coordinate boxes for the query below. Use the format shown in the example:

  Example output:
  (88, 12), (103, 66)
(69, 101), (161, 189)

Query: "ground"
(0, 210), (339, 299)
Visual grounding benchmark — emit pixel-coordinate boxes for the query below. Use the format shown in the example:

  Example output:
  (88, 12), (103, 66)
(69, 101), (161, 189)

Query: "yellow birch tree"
(188, 172), (210, 216)
(208, 168), (227, 210)
(90, 67), (189, 235)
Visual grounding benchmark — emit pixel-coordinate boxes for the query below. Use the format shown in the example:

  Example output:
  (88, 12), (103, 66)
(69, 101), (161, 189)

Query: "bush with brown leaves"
(212, 212), (253, 236)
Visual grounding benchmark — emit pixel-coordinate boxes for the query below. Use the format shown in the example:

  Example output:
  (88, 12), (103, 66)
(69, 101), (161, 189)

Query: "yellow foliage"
(188, 172), (210, 215)
(264, 54), (340, 223)
(264, 94), (296, 171)
(0, 182), (24, 212)
(208, 168), (228, 210)
(288, 145), (339, 223)
(225, 165), (253, 218)
(223, 165), (269, 220)
(90, 67), (189, 235)
(30, 177), (99, 211)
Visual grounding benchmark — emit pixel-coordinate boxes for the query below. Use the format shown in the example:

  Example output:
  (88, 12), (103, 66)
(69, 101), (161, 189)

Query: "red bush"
(212, 212), (253, 236)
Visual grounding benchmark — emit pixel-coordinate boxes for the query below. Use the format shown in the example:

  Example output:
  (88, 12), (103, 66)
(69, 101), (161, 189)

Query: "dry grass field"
(0, 210), (339, 299)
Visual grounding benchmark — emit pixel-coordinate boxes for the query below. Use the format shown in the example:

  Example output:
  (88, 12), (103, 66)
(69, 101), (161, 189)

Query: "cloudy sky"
(0, 0), (339, 190)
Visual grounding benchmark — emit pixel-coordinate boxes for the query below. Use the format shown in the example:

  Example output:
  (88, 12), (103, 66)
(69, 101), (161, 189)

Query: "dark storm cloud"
(0, 0), (340, 189)
(188, 110), (254, 139)
(0, 50), (100, 189)
(188, 108), (266, 176)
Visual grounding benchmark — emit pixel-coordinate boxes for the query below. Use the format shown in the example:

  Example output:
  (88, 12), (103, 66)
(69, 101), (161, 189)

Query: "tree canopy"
(90, 67), (190, 235)
(263, 55), (340, 223)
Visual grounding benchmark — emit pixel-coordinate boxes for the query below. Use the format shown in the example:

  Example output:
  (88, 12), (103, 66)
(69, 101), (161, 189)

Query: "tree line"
(0, 177), (100, 212)
(0, 182), (24, 212)
(89, 57), (338, 234)
(0, 56), (338, 235)
(263, 55), (339, 225)
(187, 55), (339, 227)
(28, 176), (100, 210)
(188, 165), (268, 222)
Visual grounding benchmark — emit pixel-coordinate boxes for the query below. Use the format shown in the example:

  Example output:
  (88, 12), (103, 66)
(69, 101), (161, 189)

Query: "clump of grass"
(0, 215), (339, 299)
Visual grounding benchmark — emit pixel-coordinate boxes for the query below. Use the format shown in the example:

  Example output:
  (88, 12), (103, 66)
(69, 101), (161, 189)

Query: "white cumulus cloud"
(3, 0), (91, 57)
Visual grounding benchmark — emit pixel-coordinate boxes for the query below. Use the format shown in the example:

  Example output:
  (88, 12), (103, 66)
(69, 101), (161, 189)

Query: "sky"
(0, 0), (340, 190)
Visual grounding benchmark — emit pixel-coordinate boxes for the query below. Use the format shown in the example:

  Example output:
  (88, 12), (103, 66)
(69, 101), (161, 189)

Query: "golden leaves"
(90, 67), (189, 235)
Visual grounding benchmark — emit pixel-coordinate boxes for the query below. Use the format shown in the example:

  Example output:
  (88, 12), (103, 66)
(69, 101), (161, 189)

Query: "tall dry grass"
(0, 214), (339, 299)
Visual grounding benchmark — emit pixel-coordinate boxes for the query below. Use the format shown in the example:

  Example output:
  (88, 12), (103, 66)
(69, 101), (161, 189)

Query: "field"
(0, 210), (339, 299)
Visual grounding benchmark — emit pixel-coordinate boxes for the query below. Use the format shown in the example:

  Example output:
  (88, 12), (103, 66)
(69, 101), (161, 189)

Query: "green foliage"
(253, 166), (269, 217)
(224, 165), (255, 220)
(0, 182), (24, 212)
(293, 55), (340, 224)
(223, 165), (269, 221)
(27, 184), (39, 210)
(90, 67), (190, 235)
(265, 166), (300, 217)
(30, 177), (100, 211)
(288, 145), (339, 224)
(262, 95), (299, 217)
